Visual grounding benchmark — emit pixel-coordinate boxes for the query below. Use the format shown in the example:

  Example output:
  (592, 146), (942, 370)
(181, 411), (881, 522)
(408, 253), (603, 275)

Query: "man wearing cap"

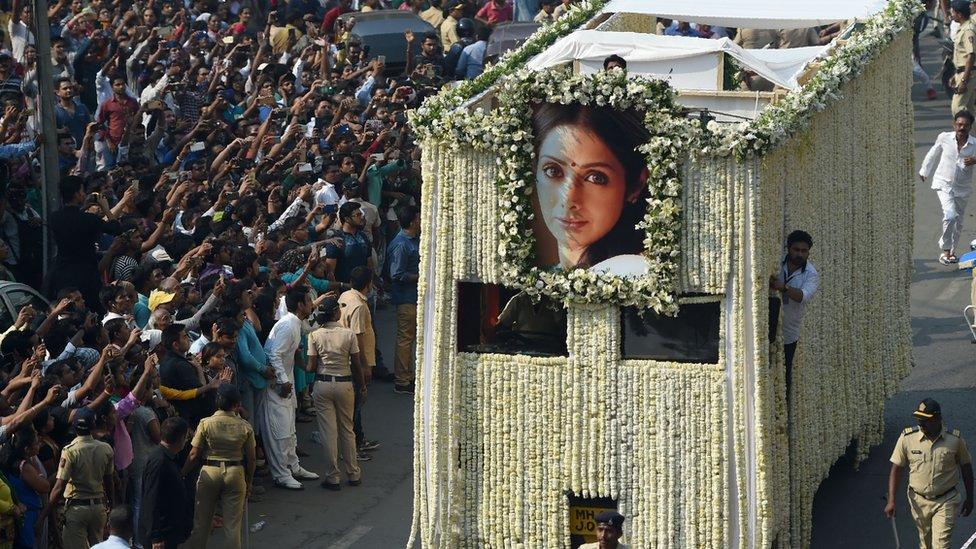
(183, 384), (256, 549)
(580, 511), (629, 549)
(45, 407), (116, 549)
(951, 0), (976, 116)
(441, 1), (464, 51)
(306, 297), (364, 490)
(885, 398), (974, 549)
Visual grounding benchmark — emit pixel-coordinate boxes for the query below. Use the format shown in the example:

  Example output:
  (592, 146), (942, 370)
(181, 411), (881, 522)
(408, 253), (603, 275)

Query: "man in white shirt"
(919, 110), (976, 264)
(263, 287), (319, 489)
(770, 230), (820, 390)
(7, 0), (35, 64)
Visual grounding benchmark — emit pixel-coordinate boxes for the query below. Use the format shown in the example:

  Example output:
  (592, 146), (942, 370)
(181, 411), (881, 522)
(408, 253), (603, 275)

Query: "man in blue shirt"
(455, 27), (490, 80)
(325, 202), (373, 283)
(387, 205), (420, 394)
(54, 76), (91, 147)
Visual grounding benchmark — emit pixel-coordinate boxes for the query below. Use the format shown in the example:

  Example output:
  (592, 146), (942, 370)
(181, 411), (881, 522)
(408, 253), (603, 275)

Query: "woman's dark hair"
(2, 426), (36, 470)
(200, 342), (224, 369)
(531, 102), (651, 268)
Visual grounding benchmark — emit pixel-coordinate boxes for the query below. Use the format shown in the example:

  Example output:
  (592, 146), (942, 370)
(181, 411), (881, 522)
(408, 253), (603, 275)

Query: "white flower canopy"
(526, 31), (827, 90)
(599, 0), (888, 29)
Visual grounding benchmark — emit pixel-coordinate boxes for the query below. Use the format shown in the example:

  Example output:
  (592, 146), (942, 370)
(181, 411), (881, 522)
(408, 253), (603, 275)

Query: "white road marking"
(327, 525), (373, 549)
(960, 528), (976, 549)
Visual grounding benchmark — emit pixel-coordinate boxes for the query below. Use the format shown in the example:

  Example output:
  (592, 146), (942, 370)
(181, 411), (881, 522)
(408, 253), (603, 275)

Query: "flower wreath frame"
(489, 67), (698, 314)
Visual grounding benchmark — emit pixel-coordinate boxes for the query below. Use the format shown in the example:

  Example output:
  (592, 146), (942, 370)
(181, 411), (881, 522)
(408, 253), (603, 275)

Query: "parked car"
(0, 282), (50, 333)
(485, 22), (541, 64)
(337, 10), (436, 73)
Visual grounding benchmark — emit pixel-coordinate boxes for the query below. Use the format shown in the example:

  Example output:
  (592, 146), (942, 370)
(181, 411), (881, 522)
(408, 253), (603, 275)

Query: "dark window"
(621, 301), (721, 363)
(566, 492), (618, 548)
(456, 282), (568, 357)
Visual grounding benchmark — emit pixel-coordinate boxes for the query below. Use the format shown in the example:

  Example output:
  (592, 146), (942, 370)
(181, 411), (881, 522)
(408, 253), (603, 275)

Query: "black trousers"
(784, 341), (797, 400)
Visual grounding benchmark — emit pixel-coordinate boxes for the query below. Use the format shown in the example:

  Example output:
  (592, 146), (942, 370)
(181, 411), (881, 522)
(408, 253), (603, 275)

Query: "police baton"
(882, 495), (900, 549)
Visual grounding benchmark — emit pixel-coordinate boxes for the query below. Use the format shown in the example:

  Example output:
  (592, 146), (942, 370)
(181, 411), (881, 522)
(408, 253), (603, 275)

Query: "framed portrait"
(490, 68), (688, 313)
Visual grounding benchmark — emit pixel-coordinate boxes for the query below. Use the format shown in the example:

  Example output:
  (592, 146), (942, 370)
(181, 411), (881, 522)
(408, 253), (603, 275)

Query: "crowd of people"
(0, 0), (569, 544)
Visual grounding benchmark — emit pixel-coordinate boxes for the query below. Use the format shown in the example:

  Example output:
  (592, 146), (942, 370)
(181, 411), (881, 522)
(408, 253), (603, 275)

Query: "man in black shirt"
(405, 30), (449, 80)
(47, 175), (123, 310)
(158, 324), (216, 428)
(140, 417), (193, 549)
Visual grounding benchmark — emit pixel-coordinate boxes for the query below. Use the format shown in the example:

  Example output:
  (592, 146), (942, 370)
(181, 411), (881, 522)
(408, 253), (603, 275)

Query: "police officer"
(951, 0), (976, 116)
(884, 398), (974, 549)
(306, 297), (364, 490)
(580, 511), (629, 549)
(183, 384), (256, 549)
(45, 407), (116, 549)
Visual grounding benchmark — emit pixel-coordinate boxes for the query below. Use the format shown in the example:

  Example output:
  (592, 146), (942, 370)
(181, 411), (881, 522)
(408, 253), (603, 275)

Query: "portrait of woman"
(530, 102), (651, 276)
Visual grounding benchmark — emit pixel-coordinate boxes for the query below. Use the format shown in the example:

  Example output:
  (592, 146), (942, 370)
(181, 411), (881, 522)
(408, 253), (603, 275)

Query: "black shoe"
(347, 479), (362, 487)
(394, 384), (415, 395)
(372, 366), (392, 381)
(320, 481), (341, 491)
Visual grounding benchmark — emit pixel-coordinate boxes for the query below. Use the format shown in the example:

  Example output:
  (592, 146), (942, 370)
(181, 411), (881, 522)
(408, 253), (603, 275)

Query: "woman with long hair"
(531, 102), (651, 273)
(2, 427), (47, 548)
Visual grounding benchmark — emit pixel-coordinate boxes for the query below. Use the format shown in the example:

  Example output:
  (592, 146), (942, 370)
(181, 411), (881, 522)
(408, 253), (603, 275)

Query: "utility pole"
(32, 0), (60, 280)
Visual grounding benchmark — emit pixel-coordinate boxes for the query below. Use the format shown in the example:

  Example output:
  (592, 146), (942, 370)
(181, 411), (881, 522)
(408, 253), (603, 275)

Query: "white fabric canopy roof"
(526, 30), (826, 90)
(599, 0), (885, 29)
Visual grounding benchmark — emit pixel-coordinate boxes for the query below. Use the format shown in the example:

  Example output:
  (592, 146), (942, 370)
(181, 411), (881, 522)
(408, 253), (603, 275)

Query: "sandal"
(950, 254), (960, 263)
(940, 254), (952, 265)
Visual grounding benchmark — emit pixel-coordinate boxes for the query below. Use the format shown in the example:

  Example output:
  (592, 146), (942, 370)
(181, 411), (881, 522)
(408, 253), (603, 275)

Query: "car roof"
(338, 9), (436, 37)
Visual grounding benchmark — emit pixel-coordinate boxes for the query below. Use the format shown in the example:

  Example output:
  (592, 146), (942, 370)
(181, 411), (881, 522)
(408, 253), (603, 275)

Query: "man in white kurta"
(263, 287), (319, 489)
(920, 110), (976, 264)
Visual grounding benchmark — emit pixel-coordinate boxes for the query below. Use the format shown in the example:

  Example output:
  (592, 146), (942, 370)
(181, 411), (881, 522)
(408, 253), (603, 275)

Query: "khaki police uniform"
(952, 19), (976, 116)
(57, 435), (114, 549)
(890, 426), (972, 549)
(186, 410), (256, 549)
(339, 289), (376, 368)
(308, 321), (362, 484)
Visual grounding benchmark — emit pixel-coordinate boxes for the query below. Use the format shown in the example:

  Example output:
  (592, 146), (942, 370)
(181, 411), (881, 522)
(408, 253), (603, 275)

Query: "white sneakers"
(292, 467), (320, 481)
(274, 477), (304, 490)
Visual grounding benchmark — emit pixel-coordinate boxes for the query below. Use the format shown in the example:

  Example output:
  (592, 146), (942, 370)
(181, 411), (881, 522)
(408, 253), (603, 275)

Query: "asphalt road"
(809, 28), (976, 548)
(241, 305), (416, 549)
(209, 30), (972, 549)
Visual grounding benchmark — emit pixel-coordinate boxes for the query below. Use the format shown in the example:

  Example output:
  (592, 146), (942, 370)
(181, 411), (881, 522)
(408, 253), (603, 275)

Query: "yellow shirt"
(955, 20), (976, 71)
(192, 410), (256, 462)
(57, 435), (114, 500)
(421, 6), (444, 29)
(307, 322), (360, 376)
(440, 15), (459, 52)
(339, 289), (375, 367)
(270, 24), (303, 55)
(890, 427), (972, 498)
